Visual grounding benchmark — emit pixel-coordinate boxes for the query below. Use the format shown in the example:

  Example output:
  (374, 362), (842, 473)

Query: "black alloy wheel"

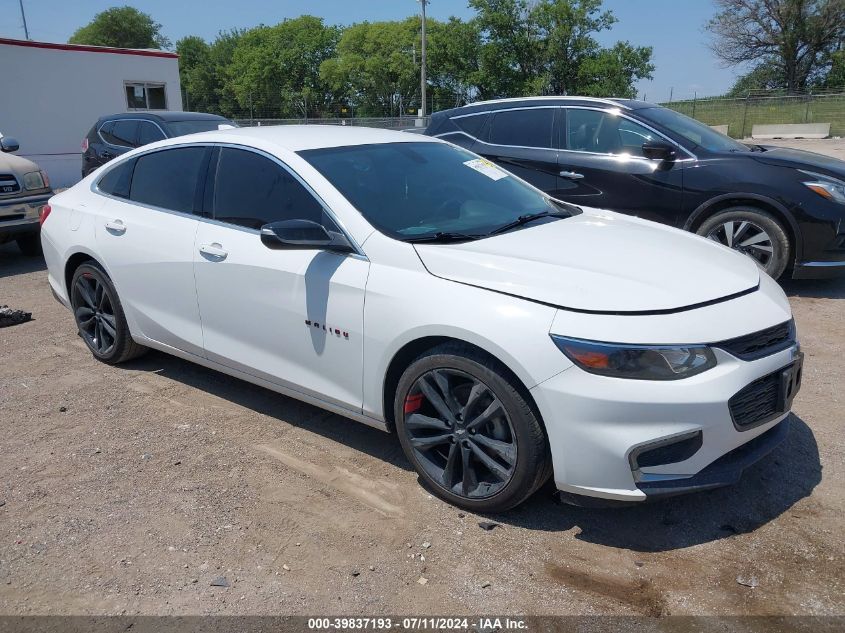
(395, 344), (551, 512)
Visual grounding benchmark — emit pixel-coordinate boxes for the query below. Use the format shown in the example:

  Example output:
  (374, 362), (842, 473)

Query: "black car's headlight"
(550, 335), (717, 380)
(800, 170), (845, 205)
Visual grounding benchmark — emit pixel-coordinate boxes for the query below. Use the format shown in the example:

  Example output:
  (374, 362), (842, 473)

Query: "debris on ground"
(417, 577), (428, 585)
(481, 581), (491, 589)
(0, 306), (32, 328)
(736, 575), (759, 588)
(210, 577), (230, 587)
(478, 521), (500, 531)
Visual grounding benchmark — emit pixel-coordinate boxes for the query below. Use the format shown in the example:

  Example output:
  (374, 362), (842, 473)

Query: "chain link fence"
(661, 91), (845, 139)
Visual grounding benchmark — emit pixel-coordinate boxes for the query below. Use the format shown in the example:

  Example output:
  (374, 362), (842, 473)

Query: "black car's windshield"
(166, 120), (233, 137)
(299, 142), (578, 241)
(638, 107), (750, 153)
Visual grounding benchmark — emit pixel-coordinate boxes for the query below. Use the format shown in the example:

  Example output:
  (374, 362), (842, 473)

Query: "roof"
(0, 37), (178, 59)
(154, 125), (441, 152)
(100, 111), (230, 123)
(431, 96), (660, 119)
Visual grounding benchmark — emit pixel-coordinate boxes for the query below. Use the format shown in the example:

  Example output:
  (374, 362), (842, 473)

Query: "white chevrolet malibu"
(41, 126), (802, 511)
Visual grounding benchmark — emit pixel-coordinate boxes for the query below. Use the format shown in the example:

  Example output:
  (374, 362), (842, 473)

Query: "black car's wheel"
(697, 207), (790, 279)
(394, 343), (551, 512)
(16, 232), (42, 256)
(70, 262), (147, 364)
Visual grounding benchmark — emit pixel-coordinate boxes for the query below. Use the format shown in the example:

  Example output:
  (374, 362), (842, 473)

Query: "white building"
(0, 38), (182, 188)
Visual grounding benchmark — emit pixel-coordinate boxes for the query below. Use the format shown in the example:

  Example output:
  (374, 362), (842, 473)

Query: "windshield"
(166, 119), (233, 137)
(299, 142), (576, 241)
(638, 107), (749, 153)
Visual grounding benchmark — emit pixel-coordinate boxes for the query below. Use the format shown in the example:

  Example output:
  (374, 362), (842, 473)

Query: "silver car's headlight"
(22, 170), (46, 191)
(550, 335), (716, 380)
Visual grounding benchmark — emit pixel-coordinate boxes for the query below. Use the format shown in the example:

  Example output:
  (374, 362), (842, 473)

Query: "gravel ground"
(1, 140), (843, 616)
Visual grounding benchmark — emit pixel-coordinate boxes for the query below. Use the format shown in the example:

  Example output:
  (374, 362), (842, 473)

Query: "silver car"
(0, 134), (53, 255)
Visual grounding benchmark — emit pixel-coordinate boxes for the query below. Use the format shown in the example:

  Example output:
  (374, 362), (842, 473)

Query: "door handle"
(559, 170), (585, 180)
(104, 219), (126, 234)
(199, 243), (228, 261)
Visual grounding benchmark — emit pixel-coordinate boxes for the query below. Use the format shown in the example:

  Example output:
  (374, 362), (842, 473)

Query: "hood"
(0, 151), (40, 175)
(414, 209), (760, 313)
(752, 146), (845, 180)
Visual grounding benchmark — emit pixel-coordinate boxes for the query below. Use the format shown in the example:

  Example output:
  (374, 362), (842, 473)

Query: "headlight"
(550, 335), (717, 380)
(22, 170), (46, 191)
(800, 170), (845, 205)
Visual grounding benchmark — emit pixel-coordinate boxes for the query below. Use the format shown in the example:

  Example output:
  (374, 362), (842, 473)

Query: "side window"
(488, 108), (554, 148)
(98, 121), (115, 144)
(97, 158), (135, 199)
(129, 147), (207, 213)
(212, 148), (327, 230)
(138, 121), (166, 146)
(105, 120), (139, 147)
(453, 113), (488, 139)
(567, 109), (657, 156)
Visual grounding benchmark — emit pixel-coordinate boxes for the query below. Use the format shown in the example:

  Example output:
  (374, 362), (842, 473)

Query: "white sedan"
(40, 126), (802, 511)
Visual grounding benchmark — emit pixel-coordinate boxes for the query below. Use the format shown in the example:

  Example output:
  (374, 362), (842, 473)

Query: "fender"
(683, 192), (804, 262)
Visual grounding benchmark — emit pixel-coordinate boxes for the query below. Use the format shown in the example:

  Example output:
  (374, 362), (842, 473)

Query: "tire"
(16, 232), (42, 256)
(70, 262), (147, 364)
(696, 207), (790, 279)
(394, 343), (551, 512)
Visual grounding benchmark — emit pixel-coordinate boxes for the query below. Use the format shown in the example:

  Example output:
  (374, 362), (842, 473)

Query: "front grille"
(0, 214), (25, 222)
(729, 371), (781, 429)
(0, 174), (20, 195)
(715, 320), (794, 360)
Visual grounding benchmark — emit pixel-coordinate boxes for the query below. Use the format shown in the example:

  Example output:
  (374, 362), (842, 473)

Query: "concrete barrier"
(710, 124), (730, 135)
(751, 123), (831, 139)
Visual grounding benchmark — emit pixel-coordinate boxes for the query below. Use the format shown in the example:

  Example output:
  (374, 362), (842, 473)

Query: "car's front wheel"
(697, 207), (790, 279)
(70, 262), (147, 364)
(394, 343), (551, 512)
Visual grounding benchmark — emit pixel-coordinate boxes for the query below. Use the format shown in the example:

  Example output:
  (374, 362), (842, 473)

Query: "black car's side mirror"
(260, 219), (354, 253)
(0, 137), (20, 153)
(642, 141), (677, 162)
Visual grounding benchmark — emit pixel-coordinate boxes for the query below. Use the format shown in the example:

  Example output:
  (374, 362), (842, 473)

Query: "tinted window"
(103, 120), (139, 147)
(98, 121), (114, 143)
(300, 142), (577, 241)
(567, 109), (657, 156)
(453, 114), (488, 138)
(638, 106), (749, 152)
(166, 120), (230, 137)
(212, 148), (325, 230)
(138, 121), (166, 146)
(488, 108), (554, 148)
(97, 159), (135, 199)
(129, 147), (207, 213)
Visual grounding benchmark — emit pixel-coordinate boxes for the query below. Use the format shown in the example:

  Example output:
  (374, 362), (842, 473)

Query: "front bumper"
(0, 192), (51, 239)
(531, 340), (801, 503)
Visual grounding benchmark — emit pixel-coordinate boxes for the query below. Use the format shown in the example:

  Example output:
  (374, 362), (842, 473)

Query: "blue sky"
(1, 0), (745, 101)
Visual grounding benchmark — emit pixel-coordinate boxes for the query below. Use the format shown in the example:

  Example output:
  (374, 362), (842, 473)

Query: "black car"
(82, 112), (235, 178)
(425, 97), (845, 279)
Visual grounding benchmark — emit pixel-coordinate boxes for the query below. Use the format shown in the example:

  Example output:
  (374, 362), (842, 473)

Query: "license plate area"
(728, 352), (803, 431)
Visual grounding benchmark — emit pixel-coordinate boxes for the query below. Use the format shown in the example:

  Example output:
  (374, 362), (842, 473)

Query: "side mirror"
(0, 137), (20, 153)
(642, 141), (676, 162)
(260, 219), (354, 253)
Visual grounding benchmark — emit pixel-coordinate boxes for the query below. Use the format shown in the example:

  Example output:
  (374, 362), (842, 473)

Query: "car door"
(93, 145), (209, 356)
(472, 107), (571, 198)
(193, 146), (369, 412)
(556, 107), (686, 226)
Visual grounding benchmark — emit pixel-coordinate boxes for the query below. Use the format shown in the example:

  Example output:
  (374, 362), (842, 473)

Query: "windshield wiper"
(403, 231), (485, 243)
(487, 210), (569, 236)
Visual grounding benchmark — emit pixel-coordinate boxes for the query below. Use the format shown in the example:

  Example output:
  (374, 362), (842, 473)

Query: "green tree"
(320, 18), (421, 116)
(727, 62), (786, 96)
(227, 16), (340, 118)
(469, 0), (653, 98)
(823, 49), (845, 88)
(177, 30), (244, 116)
(707, 0), (845, 93)
(69, 6), (170, 49)
(427, 18), (482, 108)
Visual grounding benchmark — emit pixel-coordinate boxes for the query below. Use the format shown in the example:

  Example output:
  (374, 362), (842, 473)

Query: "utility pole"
(419, 0), (429, 117)
(19, 0), (30, 40)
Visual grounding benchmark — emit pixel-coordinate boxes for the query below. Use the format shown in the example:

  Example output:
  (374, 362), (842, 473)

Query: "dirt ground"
(1, 142), (844, 617)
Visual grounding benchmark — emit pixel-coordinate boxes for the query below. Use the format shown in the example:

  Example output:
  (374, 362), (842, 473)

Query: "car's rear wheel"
(70, 262), (147, 364)
(697, 207), (790, 279)
(394, 343), (551, 512)
(16, 232), (42, 256)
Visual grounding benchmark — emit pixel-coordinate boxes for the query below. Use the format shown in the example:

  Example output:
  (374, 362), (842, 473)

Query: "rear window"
(488, 108), (554, 148)
(129, 147), (207, 213)
(166, 120), (232, 137)
(101, 120), (139, 147)
(97, 159), (135, 199)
